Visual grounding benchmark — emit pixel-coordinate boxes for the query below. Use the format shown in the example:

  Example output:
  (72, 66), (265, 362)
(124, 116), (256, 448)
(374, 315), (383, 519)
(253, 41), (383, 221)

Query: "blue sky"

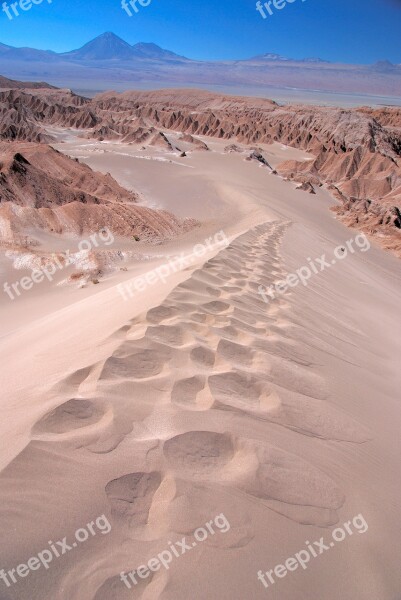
(1, 0), (400, 64)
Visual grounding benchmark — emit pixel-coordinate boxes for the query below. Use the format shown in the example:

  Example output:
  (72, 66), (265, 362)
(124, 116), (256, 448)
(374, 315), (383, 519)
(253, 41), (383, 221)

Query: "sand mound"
(3, 205), (399, 600)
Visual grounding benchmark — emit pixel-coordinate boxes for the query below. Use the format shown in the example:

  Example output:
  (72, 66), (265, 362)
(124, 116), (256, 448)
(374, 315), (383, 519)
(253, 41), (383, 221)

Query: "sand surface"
(0, 136), (400, 600)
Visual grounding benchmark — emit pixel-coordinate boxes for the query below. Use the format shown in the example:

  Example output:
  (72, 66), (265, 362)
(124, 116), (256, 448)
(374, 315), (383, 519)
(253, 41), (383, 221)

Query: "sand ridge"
(0, 123), (400, 599)
(4, 221), (371, 599)
(0, 208), (400, 599)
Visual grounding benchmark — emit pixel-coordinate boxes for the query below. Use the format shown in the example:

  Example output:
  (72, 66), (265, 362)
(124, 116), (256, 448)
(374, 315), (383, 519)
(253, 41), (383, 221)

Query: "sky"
(0, 0), (401, 64)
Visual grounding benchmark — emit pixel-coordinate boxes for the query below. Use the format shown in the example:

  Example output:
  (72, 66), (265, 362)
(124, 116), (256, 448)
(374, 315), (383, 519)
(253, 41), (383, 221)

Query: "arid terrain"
(1, 84), (400, 256)
(0, 78), (400, 600)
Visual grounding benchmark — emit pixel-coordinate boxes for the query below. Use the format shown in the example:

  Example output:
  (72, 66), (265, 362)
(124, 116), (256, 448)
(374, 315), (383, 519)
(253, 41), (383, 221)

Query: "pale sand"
(0, 137), (400, 600)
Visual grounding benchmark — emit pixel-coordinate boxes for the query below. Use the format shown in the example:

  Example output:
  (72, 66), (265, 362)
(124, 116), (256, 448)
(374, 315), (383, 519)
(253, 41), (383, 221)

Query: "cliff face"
(0, 141), (196, 248)
(0, 85), (400, 255)
(0, 142), (137, 208)
(0, 88), (98, 143)
(87, 91), (401, 254)
(356, 106), (401, 129)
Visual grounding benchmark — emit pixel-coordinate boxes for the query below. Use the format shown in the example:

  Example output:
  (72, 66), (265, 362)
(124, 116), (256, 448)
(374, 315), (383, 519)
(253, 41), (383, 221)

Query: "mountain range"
(58, 32), (187, 62)
(0, 32), (401, 99)
(0, 32), (330, 63)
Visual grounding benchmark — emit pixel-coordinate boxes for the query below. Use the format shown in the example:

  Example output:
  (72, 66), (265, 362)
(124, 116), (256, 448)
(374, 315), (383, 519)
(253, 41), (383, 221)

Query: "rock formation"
(0, 82), (400, 255)
(0, 141), (197, 249)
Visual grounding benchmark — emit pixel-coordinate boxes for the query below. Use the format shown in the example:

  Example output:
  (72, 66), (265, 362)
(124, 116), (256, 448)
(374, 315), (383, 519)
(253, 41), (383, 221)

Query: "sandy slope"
(0, 140), (400, 600)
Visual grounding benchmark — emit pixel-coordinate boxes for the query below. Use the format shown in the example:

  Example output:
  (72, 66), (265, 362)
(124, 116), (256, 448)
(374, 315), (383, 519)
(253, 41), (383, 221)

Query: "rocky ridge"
(0, 83), (400, 255)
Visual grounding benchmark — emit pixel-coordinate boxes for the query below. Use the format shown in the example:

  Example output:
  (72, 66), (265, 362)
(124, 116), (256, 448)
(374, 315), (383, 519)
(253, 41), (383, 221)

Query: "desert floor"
(0, 133), (400, 600)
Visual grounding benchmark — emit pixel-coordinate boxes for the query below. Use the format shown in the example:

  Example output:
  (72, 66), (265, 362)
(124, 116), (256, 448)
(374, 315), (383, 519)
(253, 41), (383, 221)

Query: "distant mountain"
(248, 53), (293, 61)
(61, 32), (136, 61)
(0, 34), (328, 65)
(303, 57), (330, 63)
(246, 53), (330, 63)
(0, 33), (400, 99)
(370, 60), (400, 73)
(131, 42), (187, 61)
(60, 32), (187, 62)
(0, 42), (57, 62)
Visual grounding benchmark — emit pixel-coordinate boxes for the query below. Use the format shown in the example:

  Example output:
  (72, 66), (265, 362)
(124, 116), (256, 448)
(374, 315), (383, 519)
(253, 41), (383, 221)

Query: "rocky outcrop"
(296, 182), (316, 194)
(0, 142), (137, 208)
(0, 86), (400, 255)
(246, 149), (273, 169)
(356, 107), (401, 129)
(178, 134), (209, 151)
(149, 131), (174, 151)
(0, 141), (197, 248)
(0, 88), (98, 143)
(331, 196), (401, 256)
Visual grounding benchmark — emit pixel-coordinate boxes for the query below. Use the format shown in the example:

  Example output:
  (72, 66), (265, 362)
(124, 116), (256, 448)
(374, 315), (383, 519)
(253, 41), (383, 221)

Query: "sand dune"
(0, 87), (401, 600)
(1, 202), (400, 599)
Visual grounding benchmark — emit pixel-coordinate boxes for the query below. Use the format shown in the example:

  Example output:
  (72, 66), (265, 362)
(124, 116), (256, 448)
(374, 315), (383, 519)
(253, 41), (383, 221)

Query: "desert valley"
(0, 24), (400, 600)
